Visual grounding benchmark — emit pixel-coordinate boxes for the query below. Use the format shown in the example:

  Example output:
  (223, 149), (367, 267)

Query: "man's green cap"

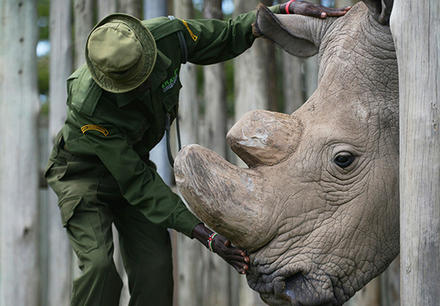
(85, 14), (157, 93)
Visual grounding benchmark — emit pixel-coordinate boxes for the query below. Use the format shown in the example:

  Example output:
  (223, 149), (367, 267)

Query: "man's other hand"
(211, 234), (250, 274)
(280, 0), (351, 18)
(192, 223), (250, 274)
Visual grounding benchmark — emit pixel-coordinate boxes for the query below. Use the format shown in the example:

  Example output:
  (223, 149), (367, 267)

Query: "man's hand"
(192, 223), (250, 274)
(280, 0), (351, 18)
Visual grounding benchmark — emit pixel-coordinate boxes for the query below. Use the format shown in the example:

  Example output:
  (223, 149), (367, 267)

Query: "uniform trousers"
(46, 138), (173, 306)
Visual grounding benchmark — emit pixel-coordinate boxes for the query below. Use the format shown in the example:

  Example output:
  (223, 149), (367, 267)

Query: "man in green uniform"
(45, 1), (349, 305)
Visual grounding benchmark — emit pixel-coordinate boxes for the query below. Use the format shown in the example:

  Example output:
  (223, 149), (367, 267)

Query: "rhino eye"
(334, 152), (355, 168)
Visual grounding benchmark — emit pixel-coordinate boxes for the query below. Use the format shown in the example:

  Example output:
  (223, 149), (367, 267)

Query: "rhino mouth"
(175, 145), (343, 305)
(247, 263), (340, 306)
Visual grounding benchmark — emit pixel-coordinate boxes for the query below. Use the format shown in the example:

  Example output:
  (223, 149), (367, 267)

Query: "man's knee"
(82, 248), (119, 279)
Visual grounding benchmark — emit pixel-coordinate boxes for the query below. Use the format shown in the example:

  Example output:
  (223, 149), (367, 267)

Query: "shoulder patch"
(180, 19), (198, 42)
(81, 124), (109, 136)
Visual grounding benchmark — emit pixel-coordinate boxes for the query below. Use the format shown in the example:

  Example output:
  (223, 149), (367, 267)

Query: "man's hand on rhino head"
(280, 0), (351, 18)
(192, 223), (250, 274)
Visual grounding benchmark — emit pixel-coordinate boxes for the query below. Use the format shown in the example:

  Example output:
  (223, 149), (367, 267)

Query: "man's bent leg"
(113, 203), (173, 306)
(64, 197), (123, 306)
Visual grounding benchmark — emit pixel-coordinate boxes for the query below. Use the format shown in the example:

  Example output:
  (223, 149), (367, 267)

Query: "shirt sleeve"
(176, 5), (281, 65)
(83, 127), (201, 237)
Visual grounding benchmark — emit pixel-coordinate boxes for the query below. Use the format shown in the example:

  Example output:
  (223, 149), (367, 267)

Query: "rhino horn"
(227, 110), (303, 168)
(174, 145), (273, 251)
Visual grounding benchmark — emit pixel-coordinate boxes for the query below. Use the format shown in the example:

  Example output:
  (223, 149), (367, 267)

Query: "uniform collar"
(115, 50), (171, 108)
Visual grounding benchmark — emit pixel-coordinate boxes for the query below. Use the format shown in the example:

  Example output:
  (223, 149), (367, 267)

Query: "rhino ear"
(362, 0), (394, 25)
(253, 4), (322, 58)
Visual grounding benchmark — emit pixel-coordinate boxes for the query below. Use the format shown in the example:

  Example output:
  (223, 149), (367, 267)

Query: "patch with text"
(162, 68), (179, 93)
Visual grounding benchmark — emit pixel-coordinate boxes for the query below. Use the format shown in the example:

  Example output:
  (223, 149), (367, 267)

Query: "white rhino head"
(175, 0), (398, 305)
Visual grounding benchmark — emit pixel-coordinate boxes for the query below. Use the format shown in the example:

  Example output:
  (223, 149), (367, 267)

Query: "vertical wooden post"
(172, 2), (205, 305)
(73, 0), (94, 68)
(119, 0), (142, 18)
(233, 0), (273, 305)
(0, 0), (40, 305)
(283, 53), (305, 114)
(98, 0), (118, 20)
(200, 4), (231, 306)
(203, 0), (227, 158)
(47, 1), (73, 305)
(390, 0), (440, 305)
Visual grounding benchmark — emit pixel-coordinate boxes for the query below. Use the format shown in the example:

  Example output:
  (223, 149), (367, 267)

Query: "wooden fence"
(3, 0), (439, 305)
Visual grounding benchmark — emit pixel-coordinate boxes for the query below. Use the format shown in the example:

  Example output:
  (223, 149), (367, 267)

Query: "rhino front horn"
(174, 145), (274, 251)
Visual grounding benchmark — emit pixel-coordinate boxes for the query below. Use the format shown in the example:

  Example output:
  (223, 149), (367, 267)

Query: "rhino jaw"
(174, 144), (274, 251)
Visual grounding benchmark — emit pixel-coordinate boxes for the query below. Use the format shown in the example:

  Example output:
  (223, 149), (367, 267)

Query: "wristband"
(285, 0), (296, 14)
(207, 232), (218, 252)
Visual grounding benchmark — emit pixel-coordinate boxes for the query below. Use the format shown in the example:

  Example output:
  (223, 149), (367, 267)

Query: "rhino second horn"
(227, 110), (303, 168)
(174, 144), (273, 251)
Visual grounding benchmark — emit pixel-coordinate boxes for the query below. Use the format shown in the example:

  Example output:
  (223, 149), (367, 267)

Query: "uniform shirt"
(59, 6), (281, 237)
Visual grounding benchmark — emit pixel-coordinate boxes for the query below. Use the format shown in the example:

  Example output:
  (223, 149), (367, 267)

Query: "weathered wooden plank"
(233, 0), (273, 304)
(172, 1), (205, 304)
(391, 0), (440, 305)
(73, 0), (94, 68)
(283, 52), (305, 114)
(119, 0), (142, 18)
(98, 0), (118, 20)
(47, 0), (74, 305)
(0, 0), (40, 305)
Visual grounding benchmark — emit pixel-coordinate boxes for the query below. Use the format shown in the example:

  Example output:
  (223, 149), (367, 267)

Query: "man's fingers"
(325, 10), (348, 17)
(305, 7), (325, 18)
(233, 263), (249, 274)
(322, 6), (351, 16)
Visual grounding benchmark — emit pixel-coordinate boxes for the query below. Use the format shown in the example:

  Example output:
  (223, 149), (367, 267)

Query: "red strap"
(285, 0), (296, 14)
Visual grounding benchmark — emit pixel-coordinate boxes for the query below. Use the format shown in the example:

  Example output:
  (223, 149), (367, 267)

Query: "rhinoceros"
(175, 0), (398, 305)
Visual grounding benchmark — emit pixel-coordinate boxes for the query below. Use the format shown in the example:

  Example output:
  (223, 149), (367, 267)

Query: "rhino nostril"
(272, 272), (304, 302)
(284, 272), (304, 301)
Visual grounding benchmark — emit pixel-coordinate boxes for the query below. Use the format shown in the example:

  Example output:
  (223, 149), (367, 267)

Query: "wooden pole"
(119, 0), (142, 18)
(200, 4), (231, 306)
(0, 1), (40, 305)
(391, 1), (440, 305)
(203, 0), (227, 158)
(172, 2), (205, 304)
(98, 0), (118, 20)
(73, 0), (94, 68)
(283, 52), (305, 114)
(391, 0), (440, 305)
(233, 0), (272, 305)
(47, 0), (74, 305)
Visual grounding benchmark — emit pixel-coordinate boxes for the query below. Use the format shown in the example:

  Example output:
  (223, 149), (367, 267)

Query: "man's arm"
(80, 125), (200, 236)
(172, 2), (349, 65)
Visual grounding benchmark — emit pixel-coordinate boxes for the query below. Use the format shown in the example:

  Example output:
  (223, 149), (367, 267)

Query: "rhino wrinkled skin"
(175, 1), (398, 305)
